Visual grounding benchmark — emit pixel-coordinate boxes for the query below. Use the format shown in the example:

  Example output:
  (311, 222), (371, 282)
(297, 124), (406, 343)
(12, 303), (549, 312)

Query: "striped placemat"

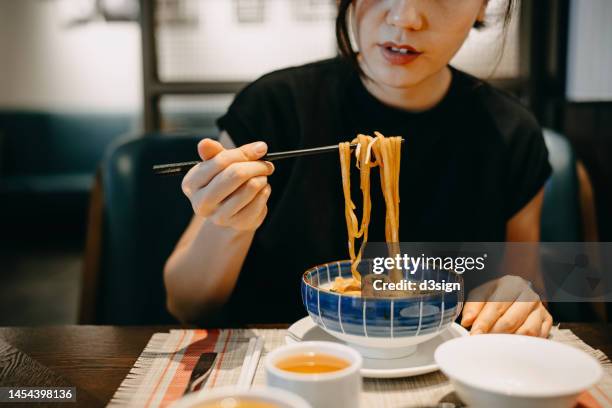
(109, 327), (612, 408)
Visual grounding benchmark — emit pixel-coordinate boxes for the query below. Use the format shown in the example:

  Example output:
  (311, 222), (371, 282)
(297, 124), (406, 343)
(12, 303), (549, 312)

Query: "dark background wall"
(563, 103), (612, 241)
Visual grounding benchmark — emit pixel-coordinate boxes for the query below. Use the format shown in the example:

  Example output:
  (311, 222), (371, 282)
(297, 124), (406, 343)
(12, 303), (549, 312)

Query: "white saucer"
(286, 316), (468, 378)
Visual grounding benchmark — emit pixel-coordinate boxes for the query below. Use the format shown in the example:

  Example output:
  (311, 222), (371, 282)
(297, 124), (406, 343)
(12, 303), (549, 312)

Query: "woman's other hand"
(460, 275), (553, 338)
(181, 138), (274, 232)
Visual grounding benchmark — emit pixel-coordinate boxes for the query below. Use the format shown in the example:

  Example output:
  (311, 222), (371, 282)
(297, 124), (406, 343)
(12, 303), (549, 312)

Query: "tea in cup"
(265, 341), (362, 408)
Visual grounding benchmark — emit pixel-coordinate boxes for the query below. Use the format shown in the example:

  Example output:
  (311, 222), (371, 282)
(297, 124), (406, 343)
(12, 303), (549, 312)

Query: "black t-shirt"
(217, 57), (552, 324)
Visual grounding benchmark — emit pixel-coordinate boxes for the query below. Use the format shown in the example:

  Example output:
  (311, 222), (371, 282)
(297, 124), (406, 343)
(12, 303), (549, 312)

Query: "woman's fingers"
(181, 138), (274, 233)
(488, 287), (539, 333)
(489, 291), (539, 334)
(540, 308), (553, 338)
(470, 301), (515, 335)
(468, 276), (533, 334)
(182, 141), (269, 196)
(462, 275), (552, 337)
(461, 302), (485, 328)
(224, 184), (271, 231)
(516, 304), (546, 337)
(461, 279), (497, 327)
(190, 161), (274, 217)
(215, 176), (269, 220)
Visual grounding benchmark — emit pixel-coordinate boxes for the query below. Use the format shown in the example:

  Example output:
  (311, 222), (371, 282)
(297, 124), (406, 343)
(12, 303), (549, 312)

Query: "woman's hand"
(181, 138), (274, 232)
(460, 275), (553, 338)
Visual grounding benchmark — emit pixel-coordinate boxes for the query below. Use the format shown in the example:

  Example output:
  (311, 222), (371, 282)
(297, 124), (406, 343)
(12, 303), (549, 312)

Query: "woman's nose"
(386, 0), (426, 31)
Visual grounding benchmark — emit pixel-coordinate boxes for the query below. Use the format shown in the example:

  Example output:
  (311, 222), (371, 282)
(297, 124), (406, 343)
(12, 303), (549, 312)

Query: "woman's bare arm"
(505, 188), (544, 242)
(164, 132), (273, 323)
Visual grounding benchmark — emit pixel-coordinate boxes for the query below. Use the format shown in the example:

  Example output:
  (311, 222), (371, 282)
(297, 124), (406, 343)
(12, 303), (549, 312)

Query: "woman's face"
(353, 0), (487, 88)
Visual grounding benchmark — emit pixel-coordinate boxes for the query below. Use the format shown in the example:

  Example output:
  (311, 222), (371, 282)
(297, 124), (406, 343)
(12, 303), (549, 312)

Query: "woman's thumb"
(198, 138), (225, 160)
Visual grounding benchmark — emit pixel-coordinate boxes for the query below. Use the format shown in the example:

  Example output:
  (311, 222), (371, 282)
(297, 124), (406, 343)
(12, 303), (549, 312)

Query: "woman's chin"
(369, 67), (426, 90)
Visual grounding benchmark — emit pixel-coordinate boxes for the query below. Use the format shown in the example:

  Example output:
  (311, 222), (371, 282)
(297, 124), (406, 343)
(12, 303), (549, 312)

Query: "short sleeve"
(216, 71), (298, 152)
(505, 126), (552, 219)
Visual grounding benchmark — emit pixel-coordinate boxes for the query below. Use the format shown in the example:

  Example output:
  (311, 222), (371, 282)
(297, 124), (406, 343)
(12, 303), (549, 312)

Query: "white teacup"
(170, 386), (311, 408)
(265, 341), (363, 408)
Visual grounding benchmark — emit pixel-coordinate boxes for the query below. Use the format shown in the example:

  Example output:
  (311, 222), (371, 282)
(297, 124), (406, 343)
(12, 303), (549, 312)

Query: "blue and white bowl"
(301, 260), (463, 359)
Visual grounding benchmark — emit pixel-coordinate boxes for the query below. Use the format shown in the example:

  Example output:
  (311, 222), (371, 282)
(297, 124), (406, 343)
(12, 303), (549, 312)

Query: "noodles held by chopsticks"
(333, 132), (402, 294)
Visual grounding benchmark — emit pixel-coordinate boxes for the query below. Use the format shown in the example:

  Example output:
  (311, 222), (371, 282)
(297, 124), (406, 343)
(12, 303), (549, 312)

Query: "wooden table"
(0, 323), (609, 407)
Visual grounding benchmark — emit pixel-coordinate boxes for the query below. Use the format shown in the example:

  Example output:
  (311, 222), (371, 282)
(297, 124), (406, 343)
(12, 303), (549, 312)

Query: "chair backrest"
(540, 129), (600, 320)
(84, 133), (202, 324)
(541, 128), (581, 241)
(0, 110), (136, 176)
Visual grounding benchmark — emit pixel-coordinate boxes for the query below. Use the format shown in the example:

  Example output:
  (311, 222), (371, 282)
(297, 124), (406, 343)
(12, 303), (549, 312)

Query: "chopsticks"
(153, 138), (404, 176)
(237, 336), (264, 389)
(153, 143), (359, 176)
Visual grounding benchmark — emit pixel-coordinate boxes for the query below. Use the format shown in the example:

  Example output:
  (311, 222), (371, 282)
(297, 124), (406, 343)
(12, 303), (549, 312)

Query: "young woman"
(165, 0), (553, 337)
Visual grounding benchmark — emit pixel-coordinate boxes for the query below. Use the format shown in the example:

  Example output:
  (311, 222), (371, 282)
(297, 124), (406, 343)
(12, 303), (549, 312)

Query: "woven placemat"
(109, 326), (612, 408)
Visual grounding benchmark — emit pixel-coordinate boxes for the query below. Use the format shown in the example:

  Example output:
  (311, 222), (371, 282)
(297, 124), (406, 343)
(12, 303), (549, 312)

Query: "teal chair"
(81, 129), (597, 324)
(541, 128), (581, 241)
(541, 129), (600, 321)
(0, 110), (136, 238)
(81, 133), (203, 324)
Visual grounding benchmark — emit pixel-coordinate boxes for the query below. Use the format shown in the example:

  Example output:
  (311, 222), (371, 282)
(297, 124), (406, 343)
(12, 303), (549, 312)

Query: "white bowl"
(434, 334), (603, 408)
(169, 386), (311, 408)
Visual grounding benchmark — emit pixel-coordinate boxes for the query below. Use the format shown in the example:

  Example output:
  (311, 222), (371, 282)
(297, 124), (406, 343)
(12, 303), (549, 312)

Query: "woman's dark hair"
(336, 0), (517, 74)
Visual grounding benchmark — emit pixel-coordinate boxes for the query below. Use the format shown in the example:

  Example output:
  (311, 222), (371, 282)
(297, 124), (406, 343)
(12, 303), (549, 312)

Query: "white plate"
(286, 316), (468, 378)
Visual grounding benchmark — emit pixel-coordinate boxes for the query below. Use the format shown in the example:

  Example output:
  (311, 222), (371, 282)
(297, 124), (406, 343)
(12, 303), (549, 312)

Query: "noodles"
(372, 132), (403, 283)
(333, 132), (402, 294)
(339, 134), (375, 280)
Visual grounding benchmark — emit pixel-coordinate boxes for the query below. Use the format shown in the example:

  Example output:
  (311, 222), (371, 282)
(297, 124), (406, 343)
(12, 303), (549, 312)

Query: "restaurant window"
(160, 94), (232, 134)
(451, 0), (520, 80)
(156, 0), (337, 82)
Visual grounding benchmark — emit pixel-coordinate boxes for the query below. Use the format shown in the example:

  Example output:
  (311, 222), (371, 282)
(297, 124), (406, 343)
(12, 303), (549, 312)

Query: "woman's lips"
(378, 42), (422, 65)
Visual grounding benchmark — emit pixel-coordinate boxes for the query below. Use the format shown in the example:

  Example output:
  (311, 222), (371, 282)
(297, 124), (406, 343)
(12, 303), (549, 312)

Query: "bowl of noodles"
(300, 132), (463, 358)
(301, 259), (463, 359)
